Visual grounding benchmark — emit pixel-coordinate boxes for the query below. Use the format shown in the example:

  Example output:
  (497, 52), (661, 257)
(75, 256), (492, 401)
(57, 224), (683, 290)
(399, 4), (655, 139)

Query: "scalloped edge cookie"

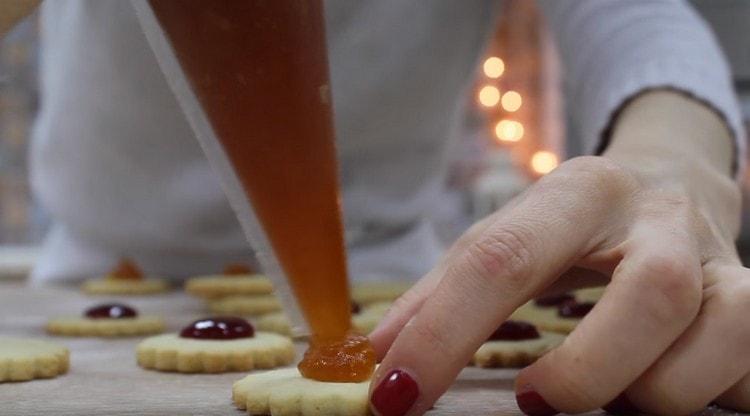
(351, 281), (412, 305)
(185, 274), (274, 299)
(208, 295), (282, 315)
(511, 302), (581, 334)
(472, 331), (565, 368)
(82, 278), (170, 295)
(46, 316), (165, 337)
(233, 367), (371, 416)
(136, 332), (294, 373)
(0, 337), (70, 382)
(256, 302), (391, 337)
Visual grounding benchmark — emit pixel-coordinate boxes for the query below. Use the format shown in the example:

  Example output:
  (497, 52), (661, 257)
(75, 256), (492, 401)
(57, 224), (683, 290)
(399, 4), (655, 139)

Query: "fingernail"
(371, 369), (419, 416)
(603, 393), (639, 414)
(516, 383), (558, 416)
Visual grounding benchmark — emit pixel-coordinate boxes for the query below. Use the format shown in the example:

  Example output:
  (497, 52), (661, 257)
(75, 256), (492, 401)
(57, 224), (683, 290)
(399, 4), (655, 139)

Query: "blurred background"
(0, 0), (749, 276)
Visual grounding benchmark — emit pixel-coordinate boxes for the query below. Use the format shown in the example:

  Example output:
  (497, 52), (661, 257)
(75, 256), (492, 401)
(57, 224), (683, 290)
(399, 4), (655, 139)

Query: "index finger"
(368, 159), (628, 416)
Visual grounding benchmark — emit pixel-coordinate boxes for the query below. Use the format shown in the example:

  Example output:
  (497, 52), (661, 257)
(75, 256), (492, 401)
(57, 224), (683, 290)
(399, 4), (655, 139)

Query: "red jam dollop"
(351, 302), (361, 314)
(110, 258), (143, 280)
(487, 320), (540, 341)
(558, 300), (595, 318)
(298, 333), (376, 382)
(84, 303), (138, 319)
(223, 263), (254, 275)
(534, 293), (575, 307)
(179, 317), (255, 339)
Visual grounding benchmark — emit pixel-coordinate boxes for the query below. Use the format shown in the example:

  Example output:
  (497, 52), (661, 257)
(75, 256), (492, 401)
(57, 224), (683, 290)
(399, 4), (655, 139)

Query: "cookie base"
(137, 332), (294, 373)
(0, 337), (69, 382)
(233, 367), (370, 416)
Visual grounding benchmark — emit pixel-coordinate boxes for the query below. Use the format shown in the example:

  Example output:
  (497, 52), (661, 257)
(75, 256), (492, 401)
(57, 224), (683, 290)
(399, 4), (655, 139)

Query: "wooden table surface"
(0, 282), (742, 415)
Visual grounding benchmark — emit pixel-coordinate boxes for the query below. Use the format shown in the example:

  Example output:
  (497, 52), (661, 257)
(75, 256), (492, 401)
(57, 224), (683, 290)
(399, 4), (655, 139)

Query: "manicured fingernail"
(371, 369), (419, 416)
(603, 393), (639, 414)
(516, 384), (558, 416)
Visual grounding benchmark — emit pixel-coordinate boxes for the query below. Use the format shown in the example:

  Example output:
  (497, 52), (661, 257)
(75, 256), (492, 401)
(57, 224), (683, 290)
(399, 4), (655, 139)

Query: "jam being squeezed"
(179, 317), (255, 340)
(534, 293), (575, 307)
(84, 303), (137, 319)
(298, 333), (376, 383)
(149, 1), (372, 382)
(109, 258), (143, 280)
(487, 320), (540, 341)
(558, 300), (595, 318)
(223, 263), (254, 275)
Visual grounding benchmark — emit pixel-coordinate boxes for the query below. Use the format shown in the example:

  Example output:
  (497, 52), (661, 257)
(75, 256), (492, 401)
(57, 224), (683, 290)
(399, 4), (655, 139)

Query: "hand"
(367, 91), (750, 416)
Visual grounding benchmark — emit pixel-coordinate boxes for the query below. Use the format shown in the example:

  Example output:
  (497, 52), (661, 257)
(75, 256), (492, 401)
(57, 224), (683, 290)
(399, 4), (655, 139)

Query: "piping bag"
(132, 1), (352, 339)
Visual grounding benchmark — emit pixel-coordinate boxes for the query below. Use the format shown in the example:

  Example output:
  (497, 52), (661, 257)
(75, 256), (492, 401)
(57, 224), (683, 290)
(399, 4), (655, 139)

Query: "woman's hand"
(367, 90), (749, 416)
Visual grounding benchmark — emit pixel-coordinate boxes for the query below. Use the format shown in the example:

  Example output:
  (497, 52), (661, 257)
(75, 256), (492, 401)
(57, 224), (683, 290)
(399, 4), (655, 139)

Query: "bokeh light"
(478, 85), (500, 107)
(483, 57), (505, 78)
(530, 151), (559, 175)
(501, 91), (522, 112)
(494, 119), (524, 142)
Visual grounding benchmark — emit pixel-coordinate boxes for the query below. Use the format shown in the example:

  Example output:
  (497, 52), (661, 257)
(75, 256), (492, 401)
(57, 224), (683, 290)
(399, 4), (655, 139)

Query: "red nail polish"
(516, 384), (558, 416)
(371, 369), (419, 416)
(603, 393), (639, 414)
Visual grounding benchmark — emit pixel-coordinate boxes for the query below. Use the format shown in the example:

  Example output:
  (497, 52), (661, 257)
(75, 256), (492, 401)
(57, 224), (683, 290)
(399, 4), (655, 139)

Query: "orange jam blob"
(109, 258), (143, 280)
(223, 263), (254, 275)
(298, 333), (376, 383)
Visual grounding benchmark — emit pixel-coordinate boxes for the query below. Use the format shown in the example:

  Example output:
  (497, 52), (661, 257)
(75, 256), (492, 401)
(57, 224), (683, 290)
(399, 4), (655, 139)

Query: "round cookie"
(47, 303), (165, 337)
(186, 264), (273, 299)
(511, 297), (595, 334)
(352, 301), (390, 335)
(208, 295), (282, 315)
(0, 337), (69, 382)
(256, 302), (392, 337)
(186, 275), (273, 299)
(256, 312), (293, 336)
(351, 281), (412, 305)
(233, 367), (371, 416)
(82, 258), (169, 295)
(472, 321), (564, 368)
(137, 317), (294, 373)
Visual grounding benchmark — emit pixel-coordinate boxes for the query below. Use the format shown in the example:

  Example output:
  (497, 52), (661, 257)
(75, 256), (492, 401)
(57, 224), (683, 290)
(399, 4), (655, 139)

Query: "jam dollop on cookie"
(558, 300), (595, 318)
(179, 317), (255, 340)
(487, 320), (540, 341)
(298, 333), (376, 382)
(533, 293), (575, 307)
(109, 258), (143, 280)
(350, 301), (361, 315)
(223, 263), (255, 275)
(84, 303), (138, 319)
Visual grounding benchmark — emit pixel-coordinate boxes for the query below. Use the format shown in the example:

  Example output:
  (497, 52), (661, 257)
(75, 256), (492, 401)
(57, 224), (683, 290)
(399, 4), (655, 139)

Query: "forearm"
(0, 0), (39, 38)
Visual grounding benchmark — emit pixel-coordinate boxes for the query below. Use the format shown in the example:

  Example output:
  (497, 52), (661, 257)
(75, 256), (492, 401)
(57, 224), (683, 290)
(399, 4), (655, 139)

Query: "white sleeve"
(537, 0), (746, 176)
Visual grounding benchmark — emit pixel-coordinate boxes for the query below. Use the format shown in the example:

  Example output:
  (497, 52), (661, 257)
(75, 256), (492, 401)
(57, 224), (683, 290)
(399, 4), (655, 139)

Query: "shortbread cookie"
(472, 321), (564, 368)
(256, 312), (293, 336)
(0, 337), (69, 382)
(351, 281), (412, 305)
(352, 301), (390, 335)
(574, 286), (605, 303)
(186, 272), (273, 299)
(47, 303), (165, 337)
(208, 295), (282, 315)
(233, 367), (371, 416)
(137, 317), (294, 373)
(511, 298), (595, 334)
(257, 302), (391, 337)
(82, 258), (169, 295)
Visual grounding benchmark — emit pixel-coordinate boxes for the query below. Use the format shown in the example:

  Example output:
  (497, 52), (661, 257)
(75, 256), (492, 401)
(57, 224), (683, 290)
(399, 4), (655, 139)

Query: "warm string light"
(483, 56), (505, 78)
(478, 85), (500, 107)
(494, 119), (524, 142)
(501, 90), (522, 112)
(531, 151), (559, 174)
(479, 55), (557, 176)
